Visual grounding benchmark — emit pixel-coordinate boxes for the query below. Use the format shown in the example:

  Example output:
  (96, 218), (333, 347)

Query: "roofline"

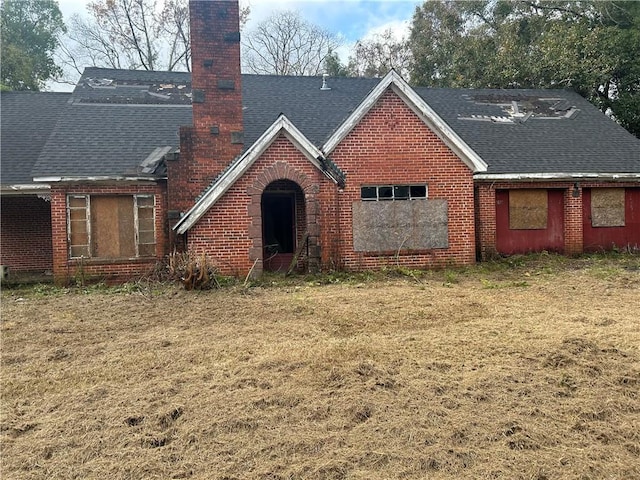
(322, 70), (488, 173)
(32, 175), (165, 183)
(174, 114), (341, 235)
(0, 184), (51, 195)
(69, 102), (191, 108)
(474, 172), (640, 182)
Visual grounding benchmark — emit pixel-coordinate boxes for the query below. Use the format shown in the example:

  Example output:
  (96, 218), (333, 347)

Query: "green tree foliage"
(322, 31), (411, 79)
(323, 50), (350, 77)
(347, 29), (411, 79)
(1, 0), (66, 90)
(409, 0), (640, 137)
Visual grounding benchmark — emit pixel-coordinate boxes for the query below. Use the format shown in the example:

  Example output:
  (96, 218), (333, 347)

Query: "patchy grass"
(1, 254), (639, 479)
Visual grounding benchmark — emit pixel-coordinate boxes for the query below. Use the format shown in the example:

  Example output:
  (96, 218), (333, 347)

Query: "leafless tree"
(242, 10), (340, 76)
(59, 0), (250, 77)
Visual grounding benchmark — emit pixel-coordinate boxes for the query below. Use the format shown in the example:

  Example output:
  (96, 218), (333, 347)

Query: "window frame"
(360, 184), (428, 201)
(67, 194), (156, 259)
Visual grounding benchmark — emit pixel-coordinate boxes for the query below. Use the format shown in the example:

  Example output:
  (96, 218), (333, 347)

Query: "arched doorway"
(262, 180), (306, 272)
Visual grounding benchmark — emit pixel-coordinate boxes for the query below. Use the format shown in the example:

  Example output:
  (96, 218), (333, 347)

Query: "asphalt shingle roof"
(2, 66), (639, 184)
(241, 74), (380, 147)
(1, 92), (71, 185)
(32, 104), (192, 178)
(416, 87), (640, 174)
(28, 68), (379, 180)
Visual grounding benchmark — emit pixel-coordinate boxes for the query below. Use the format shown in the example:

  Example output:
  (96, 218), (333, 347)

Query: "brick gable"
(328, 89), (476, 270)
(186, 134), (330, 275)
(186, 88), (477, 276)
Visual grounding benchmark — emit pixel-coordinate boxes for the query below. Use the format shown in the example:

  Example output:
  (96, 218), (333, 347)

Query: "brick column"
(50, 186), (70, 285)
(167, 0), (245, 249)
(475, 183), (497, 260)
(564, 185), (584, 255)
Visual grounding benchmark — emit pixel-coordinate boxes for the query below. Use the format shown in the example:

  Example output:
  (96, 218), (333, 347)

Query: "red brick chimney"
(167, 0), (244, 224)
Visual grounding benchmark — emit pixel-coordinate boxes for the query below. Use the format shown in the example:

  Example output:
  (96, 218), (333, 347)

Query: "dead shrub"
(166, 251), (223, 290)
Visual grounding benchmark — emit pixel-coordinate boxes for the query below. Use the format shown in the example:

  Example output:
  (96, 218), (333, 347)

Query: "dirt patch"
(2, 255), (639, 479)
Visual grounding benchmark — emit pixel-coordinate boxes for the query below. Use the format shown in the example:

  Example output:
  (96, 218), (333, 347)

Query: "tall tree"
(347, 29), (411, 78)
(242, 10), (340, 76)
(61, 0), (250, 75)
(1, 0), (66, 90)
(409, 0), (640, 137)
(323, 50), (349, 77)
(62, 0), (189, 73)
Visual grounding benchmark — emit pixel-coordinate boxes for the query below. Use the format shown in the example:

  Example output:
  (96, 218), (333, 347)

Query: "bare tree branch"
(242, 10), (340, 76)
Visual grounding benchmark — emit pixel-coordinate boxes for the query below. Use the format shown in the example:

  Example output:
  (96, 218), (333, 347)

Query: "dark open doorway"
(263, 193), (295, 254)
(262, 182), (301, 271)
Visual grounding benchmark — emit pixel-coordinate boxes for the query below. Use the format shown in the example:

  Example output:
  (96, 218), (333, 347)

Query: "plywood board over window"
(591, 188), (625, 227)
(91, 196), (136, 258)
(509, 189), (548, 230)
(352, 199), (448, 252)
(67, 194), (156, 259)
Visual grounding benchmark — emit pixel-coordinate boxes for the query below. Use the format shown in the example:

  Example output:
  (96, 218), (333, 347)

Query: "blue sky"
(245, 1), (421, 41)
(58, 0), (421, 43)
(54, 0), (420, 90)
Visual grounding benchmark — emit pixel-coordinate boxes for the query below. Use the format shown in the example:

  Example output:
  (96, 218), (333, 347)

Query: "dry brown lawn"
(1, 255), (639, 480)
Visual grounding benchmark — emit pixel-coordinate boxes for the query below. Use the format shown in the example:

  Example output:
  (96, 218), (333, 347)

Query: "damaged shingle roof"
(27, 68), (379, 180)
(415, 87), (640, 174)
(3, 67), (639, 185)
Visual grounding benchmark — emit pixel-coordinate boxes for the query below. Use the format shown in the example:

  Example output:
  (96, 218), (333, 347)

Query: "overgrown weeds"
(1, 255), (638, 479)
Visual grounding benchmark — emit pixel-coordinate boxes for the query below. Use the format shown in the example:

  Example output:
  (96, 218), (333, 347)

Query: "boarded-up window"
(591, 188), (625, 227)
(67, 195), (156, 259)
(509, 190), (548, 230)
(352, 199), (448, 252)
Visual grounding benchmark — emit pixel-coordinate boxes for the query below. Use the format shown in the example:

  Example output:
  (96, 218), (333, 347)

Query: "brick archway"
(246, 161), (321, 275)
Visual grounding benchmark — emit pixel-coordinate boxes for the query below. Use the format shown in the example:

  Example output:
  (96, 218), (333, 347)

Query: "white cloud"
(53, 0), (418, 80)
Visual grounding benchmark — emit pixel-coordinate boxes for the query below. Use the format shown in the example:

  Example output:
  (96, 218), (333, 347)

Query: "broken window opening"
(361, 184), (428, 201)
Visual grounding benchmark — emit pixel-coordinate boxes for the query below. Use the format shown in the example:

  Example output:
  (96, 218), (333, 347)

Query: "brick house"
(1, 0), (639, 283)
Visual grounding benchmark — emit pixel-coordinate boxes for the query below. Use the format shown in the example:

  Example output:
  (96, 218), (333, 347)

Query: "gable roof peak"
(173, 113), (344, 234)
(322, 70), (487, 173)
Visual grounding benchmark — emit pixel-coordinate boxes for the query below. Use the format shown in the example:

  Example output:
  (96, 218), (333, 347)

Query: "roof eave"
(0, 183), (51, 195)
(474, 172), (640, 182)
(32, 175), (166, 183)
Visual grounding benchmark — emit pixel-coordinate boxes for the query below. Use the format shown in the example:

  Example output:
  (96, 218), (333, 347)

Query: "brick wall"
(50, 183), (168, 284)
(476, 180), (640, 258)
(187, 89), (477, 276)
(186, 135), (328, 276)
(0, 195), (53, 272)
(328, 89), (477, 270)
(175, 0), (477, 274)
